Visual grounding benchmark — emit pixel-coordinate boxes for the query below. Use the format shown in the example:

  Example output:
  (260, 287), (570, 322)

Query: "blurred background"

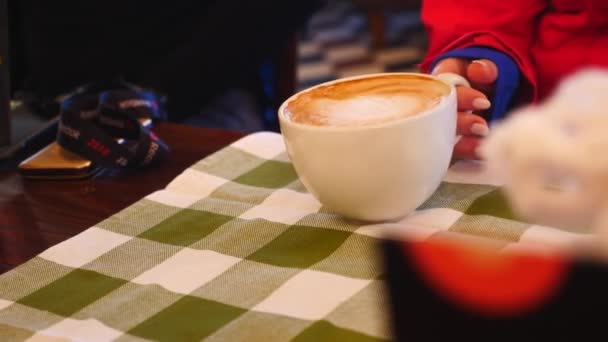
(297, 0), (425, 91)
(1, 0), (425, 159)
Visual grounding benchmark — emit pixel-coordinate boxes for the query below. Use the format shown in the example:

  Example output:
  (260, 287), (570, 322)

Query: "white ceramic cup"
(279, 72), (468, 222)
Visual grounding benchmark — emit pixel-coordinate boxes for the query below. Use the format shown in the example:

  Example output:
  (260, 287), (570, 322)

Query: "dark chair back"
(0, 0), (11, 146)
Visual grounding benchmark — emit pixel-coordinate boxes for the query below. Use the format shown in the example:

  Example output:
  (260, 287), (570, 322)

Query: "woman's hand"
(432, 58), (498, 159)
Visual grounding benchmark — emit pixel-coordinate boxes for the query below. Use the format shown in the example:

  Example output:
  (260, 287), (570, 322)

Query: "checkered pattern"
(0, 132), (592, 341)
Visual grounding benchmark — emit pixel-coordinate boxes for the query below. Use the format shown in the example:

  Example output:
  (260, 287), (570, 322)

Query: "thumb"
(466, 59), (498, 85)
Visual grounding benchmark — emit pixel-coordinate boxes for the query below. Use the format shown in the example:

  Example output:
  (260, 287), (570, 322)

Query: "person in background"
(14, 0), (324, 131)
(419, 0), (608, 159)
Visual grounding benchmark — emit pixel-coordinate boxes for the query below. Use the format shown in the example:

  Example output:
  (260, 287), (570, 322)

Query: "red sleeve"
(419, 0), (548, 102)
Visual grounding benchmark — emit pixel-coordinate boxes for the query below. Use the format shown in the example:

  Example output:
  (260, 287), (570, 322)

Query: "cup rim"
(278, 72), (457, 132)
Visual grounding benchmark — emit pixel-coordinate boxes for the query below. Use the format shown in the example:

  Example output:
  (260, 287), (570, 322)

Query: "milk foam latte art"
(284, 74), (450, 127)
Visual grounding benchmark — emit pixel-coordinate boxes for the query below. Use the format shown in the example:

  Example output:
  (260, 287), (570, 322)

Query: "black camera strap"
(56, 82), (169, 169)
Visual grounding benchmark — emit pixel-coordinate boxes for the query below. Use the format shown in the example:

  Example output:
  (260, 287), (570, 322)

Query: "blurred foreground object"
(384, 237), (608, 341)
(480, 69), (608, 242)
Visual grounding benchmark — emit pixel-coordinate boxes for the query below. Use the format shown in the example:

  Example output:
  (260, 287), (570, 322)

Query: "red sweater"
(420, 0), (608, 103)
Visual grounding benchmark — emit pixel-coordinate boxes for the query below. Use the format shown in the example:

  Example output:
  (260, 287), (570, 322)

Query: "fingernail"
(471, 123), (489, 136)
(472, 98), (491, 110)
(471, 59), (490, 70)
(431, 65), (440, 75)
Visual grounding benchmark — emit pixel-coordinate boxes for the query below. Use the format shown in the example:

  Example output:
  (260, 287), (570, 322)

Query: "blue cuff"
(430, 47), (520, 122)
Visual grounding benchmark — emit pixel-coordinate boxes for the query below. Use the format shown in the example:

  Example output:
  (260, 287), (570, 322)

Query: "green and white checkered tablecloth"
(0, 132), (592, 341)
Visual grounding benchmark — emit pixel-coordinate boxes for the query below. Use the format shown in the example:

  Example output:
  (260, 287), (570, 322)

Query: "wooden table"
(0, 123), (245, 274)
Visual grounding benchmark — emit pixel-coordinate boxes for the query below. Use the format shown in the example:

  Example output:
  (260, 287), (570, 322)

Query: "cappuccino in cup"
(279, 73), (466, 222)
(284, 74), (450, 127)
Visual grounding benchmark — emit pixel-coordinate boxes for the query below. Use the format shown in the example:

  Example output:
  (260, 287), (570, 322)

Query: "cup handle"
(435, 73), (473, 147)
(435, 72), (471, 88)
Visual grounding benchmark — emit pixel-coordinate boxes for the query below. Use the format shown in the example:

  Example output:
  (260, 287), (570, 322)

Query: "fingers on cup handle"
(457, 112), (489, 136)
(435, 72), (471, 88)
(434, 67), (487, 161)
(457, 86), (491, 112)
(431, 58), (467, 76)
(454, 135), (482, 160)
